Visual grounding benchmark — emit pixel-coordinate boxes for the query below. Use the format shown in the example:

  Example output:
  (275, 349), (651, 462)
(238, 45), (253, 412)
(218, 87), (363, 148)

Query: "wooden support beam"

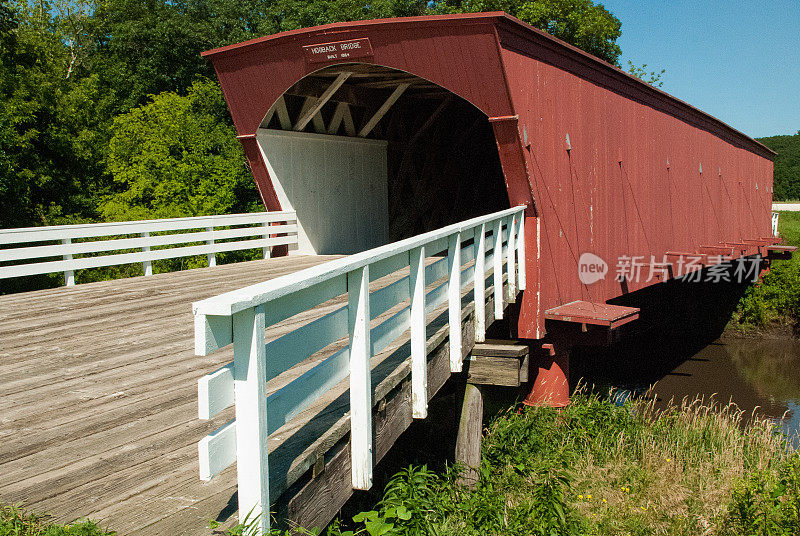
(466, 355), (529, 387)
(455, 383), (483, 489)
(311, 111), (326, 134)
(285, 78), (384, 108)
(326, 102), (356, 136)
(295, 97), (326, 133)
(467, 340), (529, 387)
(273, 96), (291, 130)
(358, 83), (410, 138)
(294, 72), (351, 132)
(470, 340), (529, 358)
(408, 95), (452, 147)
(263, 107), (275, 129)
(342, 104), (355, 136)
(327, 102), (346, 135)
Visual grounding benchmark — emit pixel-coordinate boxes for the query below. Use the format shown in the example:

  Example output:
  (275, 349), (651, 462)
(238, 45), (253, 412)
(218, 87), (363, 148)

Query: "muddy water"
(597, 336), (800, 444)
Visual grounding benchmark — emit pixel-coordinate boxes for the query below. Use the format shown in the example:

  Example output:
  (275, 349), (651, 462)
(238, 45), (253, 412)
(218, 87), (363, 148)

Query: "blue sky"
(601, 0), (799, 139)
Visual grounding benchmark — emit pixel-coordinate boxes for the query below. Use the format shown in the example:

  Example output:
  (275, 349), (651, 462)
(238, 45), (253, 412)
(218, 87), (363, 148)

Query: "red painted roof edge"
(201, 12), (504, 57)
(201, 12), (775, 160)
(493, 16), (776, 160)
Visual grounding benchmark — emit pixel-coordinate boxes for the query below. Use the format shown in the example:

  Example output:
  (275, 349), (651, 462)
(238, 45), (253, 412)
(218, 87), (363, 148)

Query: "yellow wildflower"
(578, 494), (583, 499)
(587, 494), (592, 499)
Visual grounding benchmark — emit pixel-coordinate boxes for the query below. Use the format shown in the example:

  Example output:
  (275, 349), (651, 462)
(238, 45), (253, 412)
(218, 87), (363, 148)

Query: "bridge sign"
(303, 38), (373, 63)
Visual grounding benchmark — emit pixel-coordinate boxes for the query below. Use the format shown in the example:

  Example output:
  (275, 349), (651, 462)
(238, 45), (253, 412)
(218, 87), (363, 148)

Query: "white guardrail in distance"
(0, 212), (298, 286)
(193, 206), (526, 534)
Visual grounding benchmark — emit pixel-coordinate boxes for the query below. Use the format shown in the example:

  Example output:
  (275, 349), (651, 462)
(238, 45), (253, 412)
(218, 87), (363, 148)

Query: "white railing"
(0, 212), (298, 286)
(773, 212), (780, 237)
(193, 206), (526, 534)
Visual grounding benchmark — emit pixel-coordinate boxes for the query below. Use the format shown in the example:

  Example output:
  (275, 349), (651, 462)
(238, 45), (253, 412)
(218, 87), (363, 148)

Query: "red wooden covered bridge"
(0, 11), (790, 536)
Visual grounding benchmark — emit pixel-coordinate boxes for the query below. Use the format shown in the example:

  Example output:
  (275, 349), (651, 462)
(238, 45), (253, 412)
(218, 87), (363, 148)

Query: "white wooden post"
(448, 232), (463, 372)
(232, 305), (270, 535)
(474, 223), (486, 343)
(493, 219), (503, 321)
(141, 231), (152, 276)
(206, 227), (216, 268)
(409, 246), (427, 418)
(262, 222), (271, 259)
(348, 266), (373, 490)
(518, 215), (527, 291)
(506, 216), (516, 301)
(62, 238), (74, 286)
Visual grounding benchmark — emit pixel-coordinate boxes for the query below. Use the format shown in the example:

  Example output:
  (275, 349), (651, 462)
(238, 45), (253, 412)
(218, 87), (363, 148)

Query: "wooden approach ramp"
(0, 256), (338, 535)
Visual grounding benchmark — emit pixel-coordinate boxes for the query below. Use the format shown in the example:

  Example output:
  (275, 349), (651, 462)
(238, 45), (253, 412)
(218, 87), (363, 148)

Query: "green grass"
(323, 390), (799, 536)
(0, 505), (114, 536)
(729, 211), (800, 331)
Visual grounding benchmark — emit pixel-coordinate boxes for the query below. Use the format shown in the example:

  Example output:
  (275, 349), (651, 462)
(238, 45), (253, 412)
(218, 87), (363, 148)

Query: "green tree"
(431, 0), (622, 64)
(0, 0), (106, 229)
(100, 78), (259, 221)
(626, 60), (664, 87)
(758, 131), (800, 201)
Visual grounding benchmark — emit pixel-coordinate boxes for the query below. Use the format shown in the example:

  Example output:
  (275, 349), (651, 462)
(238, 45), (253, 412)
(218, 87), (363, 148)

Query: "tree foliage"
(0, 0), (626, 238)
(433, 0), (622, 64)
(101, 78), (259, 220)
(758, 131), (800, 201)
(0, 0), (105, 228)
(626, 60), (664, 87)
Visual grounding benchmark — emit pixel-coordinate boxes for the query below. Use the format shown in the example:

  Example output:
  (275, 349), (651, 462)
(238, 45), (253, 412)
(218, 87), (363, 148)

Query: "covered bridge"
(204, 11), (776, 345)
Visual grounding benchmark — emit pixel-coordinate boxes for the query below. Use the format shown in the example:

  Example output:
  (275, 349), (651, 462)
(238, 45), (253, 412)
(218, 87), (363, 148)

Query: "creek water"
(586, 335), (800, 446)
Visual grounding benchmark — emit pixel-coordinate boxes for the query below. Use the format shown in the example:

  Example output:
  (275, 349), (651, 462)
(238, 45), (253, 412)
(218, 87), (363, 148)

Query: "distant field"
(773, 203), (800, 210)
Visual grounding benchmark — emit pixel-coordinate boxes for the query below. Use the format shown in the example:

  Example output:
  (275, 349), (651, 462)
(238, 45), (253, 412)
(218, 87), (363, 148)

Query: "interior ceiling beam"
(408, 95), (453, 147)
(285, 77), (386, 108)
(296, 96), (327, 133)
(358, 83), (410, 138)
(355, 78), (419, 89)
(327, 102), (355, 136)
(262, 95), (292, 129)
(293, 72), (352, 132)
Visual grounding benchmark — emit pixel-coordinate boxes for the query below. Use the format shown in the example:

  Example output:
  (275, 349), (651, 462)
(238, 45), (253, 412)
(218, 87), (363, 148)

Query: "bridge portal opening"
(256, 63), (509, 255)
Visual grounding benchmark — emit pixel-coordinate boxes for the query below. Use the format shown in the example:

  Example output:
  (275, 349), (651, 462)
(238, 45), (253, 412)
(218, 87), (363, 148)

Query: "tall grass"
(328, 389), (799, 536)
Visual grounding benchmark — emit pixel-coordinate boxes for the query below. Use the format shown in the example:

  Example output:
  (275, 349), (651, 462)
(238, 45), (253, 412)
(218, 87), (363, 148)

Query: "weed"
(0, 505), (114, 536)
(327, 389), (798, 536)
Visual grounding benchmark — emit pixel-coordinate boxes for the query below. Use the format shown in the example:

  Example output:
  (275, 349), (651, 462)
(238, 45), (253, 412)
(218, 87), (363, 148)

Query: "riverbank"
(727, 211), (800, 335)
(328, 390), (799, 536)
